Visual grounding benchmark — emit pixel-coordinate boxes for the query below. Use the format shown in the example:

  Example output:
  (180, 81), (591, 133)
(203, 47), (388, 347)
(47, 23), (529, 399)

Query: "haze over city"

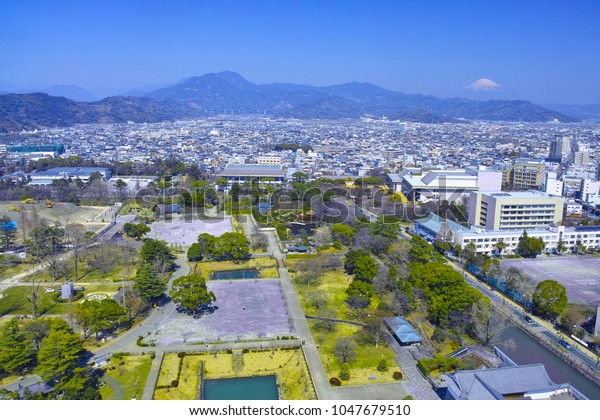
(1, 0), (599, 104)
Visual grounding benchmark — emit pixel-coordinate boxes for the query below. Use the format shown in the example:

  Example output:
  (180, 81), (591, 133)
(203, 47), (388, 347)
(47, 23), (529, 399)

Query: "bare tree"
(470, 303), (511, 347)
(65, 222), (88, 281)
(361, 310), (387, 348)
(314, 226), (333, 247)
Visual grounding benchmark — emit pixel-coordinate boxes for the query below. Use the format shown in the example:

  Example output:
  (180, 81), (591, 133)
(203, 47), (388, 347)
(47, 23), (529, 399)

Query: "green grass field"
(291, 268), (400, 385)
(191, 257), (279, 279)
(100, 354), (153, 400)
(0, 283), (122, 316)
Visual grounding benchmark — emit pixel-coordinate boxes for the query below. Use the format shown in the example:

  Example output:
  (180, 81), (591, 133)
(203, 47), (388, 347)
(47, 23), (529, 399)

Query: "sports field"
(152, 279), (293, 346)
(149, 216), (233, 246)
(501, 255), (600, 304)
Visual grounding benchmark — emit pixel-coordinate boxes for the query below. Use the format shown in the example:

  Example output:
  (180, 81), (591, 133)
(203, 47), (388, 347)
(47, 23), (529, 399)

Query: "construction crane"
(45, 198), (53, 208)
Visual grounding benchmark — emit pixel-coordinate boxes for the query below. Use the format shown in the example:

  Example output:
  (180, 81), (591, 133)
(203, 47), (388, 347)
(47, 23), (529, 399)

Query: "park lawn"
(100, 354), (153, 400)
(19, 259), (137, 285)
(154, 349), (315, 400)
(308, 320), (399, 386)
(0, 283), (122, 316)
(191, 257), (278, 278)
(292, 269), (354, 318)
(260, 267), (279, 278)
(0, 261), (32, 279)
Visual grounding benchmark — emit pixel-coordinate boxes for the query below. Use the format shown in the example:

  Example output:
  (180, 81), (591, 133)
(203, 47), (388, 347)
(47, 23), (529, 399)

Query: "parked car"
(73, 286), (85, 292)
(44, 288), (55, 293)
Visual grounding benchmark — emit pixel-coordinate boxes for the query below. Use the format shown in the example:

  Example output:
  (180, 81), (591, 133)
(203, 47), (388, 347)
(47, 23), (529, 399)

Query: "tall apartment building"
(549, 137), (570, 163)
(574, 151), (590, 167)
(468, 190), (564, 231)
(511, 158), (546, 190)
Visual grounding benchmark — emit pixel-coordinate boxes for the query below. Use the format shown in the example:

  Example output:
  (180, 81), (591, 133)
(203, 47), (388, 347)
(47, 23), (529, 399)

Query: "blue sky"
(1, 0), (599, 103)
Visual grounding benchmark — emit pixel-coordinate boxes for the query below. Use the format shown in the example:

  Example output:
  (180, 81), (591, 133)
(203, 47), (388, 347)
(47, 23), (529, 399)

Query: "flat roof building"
(388, 167), (502, 203)
(217, 164), (285, 184)
(30, 167), (111, 185)
(468, 190), (564, 231)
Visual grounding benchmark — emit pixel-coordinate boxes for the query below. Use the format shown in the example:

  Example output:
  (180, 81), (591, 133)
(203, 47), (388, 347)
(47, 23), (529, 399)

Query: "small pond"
(204, 375), (278, 400)
(210, 269), (260, 280)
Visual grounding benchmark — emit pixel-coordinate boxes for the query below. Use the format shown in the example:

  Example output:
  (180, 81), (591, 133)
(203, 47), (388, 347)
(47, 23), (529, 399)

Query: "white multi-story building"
(468, 190), (565, 231)
(414, 215), (600, 255)
(388, 167), (502, 203)
(543, 172), (564, 196)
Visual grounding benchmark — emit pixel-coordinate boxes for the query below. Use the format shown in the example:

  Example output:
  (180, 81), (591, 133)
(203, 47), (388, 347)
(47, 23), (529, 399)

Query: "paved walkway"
(384, 334), (440, 400)
(141, 351), (164, 400)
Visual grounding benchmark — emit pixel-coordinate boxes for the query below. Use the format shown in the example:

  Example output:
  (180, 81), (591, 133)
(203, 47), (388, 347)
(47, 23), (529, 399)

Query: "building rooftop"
(442, 363), (584, 400)
(476, 190), (562, 199)
(218, 164), (285, 177)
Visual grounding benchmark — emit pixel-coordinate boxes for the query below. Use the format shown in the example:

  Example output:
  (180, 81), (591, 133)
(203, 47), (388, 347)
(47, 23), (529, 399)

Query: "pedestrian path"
(141, 351), (164, 400)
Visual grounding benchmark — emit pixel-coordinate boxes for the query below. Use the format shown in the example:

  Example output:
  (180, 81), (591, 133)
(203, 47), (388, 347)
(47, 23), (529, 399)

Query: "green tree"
(213, 232), (250, 262)
(332, 224), (356, 246)
(74, 299), (127, 340)
(495, 239), (507, 256)
(171, 273), (216, 313)
(123, 222), (151, 239)
(197, 233), (217, 259)
(140, 239), (174, 274)
(36, 319), (83, 390)
(533, 279), (567, 319)
(346, 280), (375, 300)
(0, 319), (34, 374)
(517, 230), (545, 258)
(343, 249), (370, 274)
(187, 243), (203, 262)
(353, 254), (377, 282)
(134, 262), (166, 303)
(411, 262), (485, 326)
(409, 236), (438, 266)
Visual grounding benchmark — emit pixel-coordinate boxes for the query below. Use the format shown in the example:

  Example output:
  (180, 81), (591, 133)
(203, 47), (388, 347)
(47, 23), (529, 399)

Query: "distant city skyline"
(1, 0), (599, 104)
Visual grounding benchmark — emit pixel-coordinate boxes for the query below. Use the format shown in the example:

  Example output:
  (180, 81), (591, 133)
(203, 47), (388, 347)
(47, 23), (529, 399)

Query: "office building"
(511, 158), (546, 189)
(548, 137), (570, 163)
(388, 167), (502, 202)
(217, 164), (286, 184)
(468, 191), (564, 231)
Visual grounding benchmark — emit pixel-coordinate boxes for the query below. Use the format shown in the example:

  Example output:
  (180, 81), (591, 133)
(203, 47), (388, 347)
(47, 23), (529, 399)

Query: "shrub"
(137, 336), (149, 347)
(339, 365), (350, 381)
(329, 377), (342, 386)
(119, 361), (125, 366)
(171, 380), (179, 388)
(177, 352), (187, 358)
(150, 353), (156, 359)
(402, 395), (414, 400)
(393, 371), (403, 380)
(333, 240), (342, 250)
(227, 349), (233, 354)
(242, 348), (249, 353)
(377, 359), (388, 372)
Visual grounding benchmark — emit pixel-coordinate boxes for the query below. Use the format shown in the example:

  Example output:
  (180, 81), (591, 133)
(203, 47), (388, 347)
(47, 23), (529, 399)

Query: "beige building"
(511, 158), (546, 189)
(468, 190), (564, 231)
(257, 155), (283, 165)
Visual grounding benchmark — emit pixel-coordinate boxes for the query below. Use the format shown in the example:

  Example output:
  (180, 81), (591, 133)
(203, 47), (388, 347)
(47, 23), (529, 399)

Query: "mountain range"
(0, 72), (582, 133)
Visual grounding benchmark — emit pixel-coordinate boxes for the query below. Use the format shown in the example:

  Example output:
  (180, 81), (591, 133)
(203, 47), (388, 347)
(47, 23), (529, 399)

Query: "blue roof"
(384, 317), (423, 344)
